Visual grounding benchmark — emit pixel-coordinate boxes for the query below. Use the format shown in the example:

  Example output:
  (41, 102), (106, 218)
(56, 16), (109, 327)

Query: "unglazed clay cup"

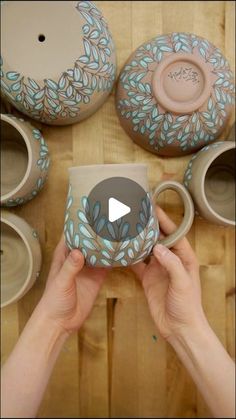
(64, 164), (194, 267)
(1, 210), (42, 308)
(1, 1), (116, 125)
(0, 114), (50, 206)
(184, 141), (235, 226)
(116, 32), (235, 156)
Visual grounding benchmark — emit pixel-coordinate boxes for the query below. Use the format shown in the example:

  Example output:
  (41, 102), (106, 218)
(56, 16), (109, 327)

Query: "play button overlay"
(87, 177), (152, 242)
(108, 198), (131, 222)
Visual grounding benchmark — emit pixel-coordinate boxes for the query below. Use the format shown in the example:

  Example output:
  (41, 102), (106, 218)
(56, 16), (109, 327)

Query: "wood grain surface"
(1, 1), (235, 418)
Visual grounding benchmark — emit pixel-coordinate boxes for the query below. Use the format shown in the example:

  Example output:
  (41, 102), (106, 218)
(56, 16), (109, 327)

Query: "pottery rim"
(201, 142), (235, 226)
(1, 114), (33, 202)
(1, 215), (34, 307)
(69, 163), (148, 173)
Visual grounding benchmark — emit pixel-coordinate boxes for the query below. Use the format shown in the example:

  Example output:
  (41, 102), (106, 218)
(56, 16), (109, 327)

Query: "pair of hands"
(38, 206), (206, 341)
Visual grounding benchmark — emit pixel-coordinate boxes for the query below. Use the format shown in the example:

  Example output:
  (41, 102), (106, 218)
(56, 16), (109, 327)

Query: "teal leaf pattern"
(64, 190), (159, 267)
(117, 32), (235, 154)
(183, 142), (223, 188)
(2, 115), (50, 207)
(0, 1), (116, 124)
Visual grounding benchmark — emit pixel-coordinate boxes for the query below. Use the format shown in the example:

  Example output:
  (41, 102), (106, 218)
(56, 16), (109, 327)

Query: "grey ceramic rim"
(0, 114), (33, 203)
(201, 141), (236, 226)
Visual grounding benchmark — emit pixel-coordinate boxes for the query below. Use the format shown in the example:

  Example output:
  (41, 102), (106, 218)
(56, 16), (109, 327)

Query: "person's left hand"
(36, 236), (108, 335)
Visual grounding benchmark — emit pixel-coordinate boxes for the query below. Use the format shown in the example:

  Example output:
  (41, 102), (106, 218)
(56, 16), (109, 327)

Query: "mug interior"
(1, 221), (31, 306)
(1, 119), (29, 197)
(204, 149), (235, 222)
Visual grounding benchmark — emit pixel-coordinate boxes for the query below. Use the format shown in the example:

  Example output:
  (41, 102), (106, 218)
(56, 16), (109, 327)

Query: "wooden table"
(1, 1), (235, 417)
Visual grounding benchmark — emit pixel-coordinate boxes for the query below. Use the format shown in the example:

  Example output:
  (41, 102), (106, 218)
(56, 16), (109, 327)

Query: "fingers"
(156, 206), (198, 273)
(153, 244), (189, 290)
(56, 249), (85, 288)
(47, 235), (69, 283)
(130, 261), (146, 281)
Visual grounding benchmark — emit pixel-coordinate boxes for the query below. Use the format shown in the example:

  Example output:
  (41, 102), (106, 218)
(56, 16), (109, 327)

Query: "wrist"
(167, 312), (212, 350)
(30, 302), (69, 349)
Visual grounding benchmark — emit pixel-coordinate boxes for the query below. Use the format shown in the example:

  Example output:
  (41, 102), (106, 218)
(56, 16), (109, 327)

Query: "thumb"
(153, 244), (189, 290)
(56, 249), (84, 287)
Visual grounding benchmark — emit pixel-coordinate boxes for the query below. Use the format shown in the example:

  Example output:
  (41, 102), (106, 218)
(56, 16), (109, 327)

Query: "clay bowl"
(116, 32), (235, 156)
(0, 113), (50, 206)
(1, 211), (42, 308)
(1, 1), (116, 125)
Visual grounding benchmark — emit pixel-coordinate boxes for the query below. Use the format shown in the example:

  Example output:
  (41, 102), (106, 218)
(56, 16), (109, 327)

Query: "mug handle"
(152, 180), (194, 248)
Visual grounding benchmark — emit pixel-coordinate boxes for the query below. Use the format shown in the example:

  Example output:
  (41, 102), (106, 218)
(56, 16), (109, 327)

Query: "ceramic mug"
(1, 210), (42, 308)
(184, 141), (235, 226)
(64, 164), (194, 267)
(0, 113), (50, 206)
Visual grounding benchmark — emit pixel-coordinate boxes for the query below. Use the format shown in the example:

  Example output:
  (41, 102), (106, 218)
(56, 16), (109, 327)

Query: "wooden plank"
(1, 2), (235, 418)
(110, 281), (167, 418)
(38, 334), (80, 418)
(1, 304), (19, 366)
(167, 346), (197, 418)
(78, 296), (109, 418)
(197, 265), (226, 418)
(110, 294), (139, 418)
(136, 283), (167, 418)
(224, 228), (235, 360)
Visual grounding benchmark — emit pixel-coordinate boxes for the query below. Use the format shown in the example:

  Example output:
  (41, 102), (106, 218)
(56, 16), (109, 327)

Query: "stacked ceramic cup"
(1, 1), (235, 274)
(0, 113), (50, 307)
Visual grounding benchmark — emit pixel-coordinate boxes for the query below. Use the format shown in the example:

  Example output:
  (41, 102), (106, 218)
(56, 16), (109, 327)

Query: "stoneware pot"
(184, 141), (235, 226)
(1, 1), (116, 125)
(116, 32), (235, 156)
(64, 164), (194, 267)
(1, 210), (42, 308)
(0, 113), (50, 206)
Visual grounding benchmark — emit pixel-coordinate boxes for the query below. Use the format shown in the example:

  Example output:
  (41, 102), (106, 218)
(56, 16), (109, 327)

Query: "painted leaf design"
(92, 202), (100, 222)
(133, 239), (140, 252)
(114, 251), (125, 261)
(6, 71), (19, 81)
(74, 234), (80, 248)
(101, 259), (111, 266)
(96, 216), (106, 233)
(34, 89), (44, 100)
(67, 196), (73, 210)
(79, 224), (93, 238)
(136, 223), (145, 240)
(65, 230), (72, 246)
(81, 248), (87, 258)
(46, 79), (58, 90)
(103, 239), (114, 251)
(28, 78), (40, 90)
(82, 196), (90, 213)
(77, 210), (88, 223)
(90, 255), (97, 266)
(69, 220), (74, 237)
(120, 239), (130, 250)
(121, 222), (130, 239)
(102, 250), (111, 259)
(83, 239), (97, 250)
(121, 259), (128, 266)
(107, 222), (116, 239)
(146, 230), (155, 240)
(128, 248), (135, 258)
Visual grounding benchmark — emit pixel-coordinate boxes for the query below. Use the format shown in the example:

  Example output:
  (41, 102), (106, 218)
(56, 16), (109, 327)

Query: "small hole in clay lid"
(38, 34), (46, 42)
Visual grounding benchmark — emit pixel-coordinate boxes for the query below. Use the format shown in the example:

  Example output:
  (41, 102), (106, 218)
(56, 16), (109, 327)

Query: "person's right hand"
(132, 206), (208, 341)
